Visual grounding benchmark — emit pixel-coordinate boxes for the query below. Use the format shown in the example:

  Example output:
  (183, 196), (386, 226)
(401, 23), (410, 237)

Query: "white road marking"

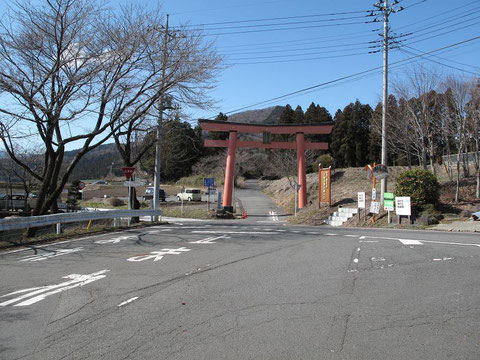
(149, 229), (172, 233)
(325, 233), (338, 236)
(345, 235), (359, 238)
(256, 220), (287, 223)
(269, 211), (279, 221)
(191, 231), (278, 235)
(189, 235), (230, 244)
(0, 270), (110, 307)
(399, 239), (423, 245)
(118, 297), (139, 307)
(371, 257), (386, 262)
(19, 247), (83, 262)
(433, 257), (454, 261)
(95, 236), (136, 244)
(127, 247), (191, 262)
(360, 236), (480, 248)
(353, 258), (359, 263)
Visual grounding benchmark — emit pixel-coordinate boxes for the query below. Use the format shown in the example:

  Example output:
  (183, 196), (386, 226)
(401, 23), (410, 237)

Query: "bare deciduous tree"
(394, 66), (442, 174)
(0, 0), (221, 229)
(466, 78), (480, 198)
(444, 76), (471, 202)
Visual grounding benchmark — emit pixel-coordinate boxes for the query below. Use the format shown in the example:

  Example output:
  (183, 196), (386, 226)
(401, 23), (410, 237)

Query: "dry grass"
(261, 164), (480, 225)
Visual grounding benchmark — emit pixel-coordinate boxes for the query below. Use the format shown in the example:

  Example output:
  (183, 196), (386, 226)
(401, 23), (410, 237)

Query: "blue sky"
(152, 0), (480, 120)
(1, 0), (479, 151)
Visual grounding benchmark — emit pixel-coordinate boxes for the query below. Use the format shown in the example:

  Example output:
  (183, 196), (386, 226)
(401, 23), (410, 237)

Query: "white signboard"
(370, 201), (380, 214)
(357, 192), (366, 209)
(395, 196), (411, 216)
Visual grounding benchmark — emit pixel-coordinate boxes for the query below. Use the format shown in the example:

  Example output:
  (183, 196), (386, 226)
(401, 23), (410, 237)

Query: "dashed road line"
(118, 297), (139, 307)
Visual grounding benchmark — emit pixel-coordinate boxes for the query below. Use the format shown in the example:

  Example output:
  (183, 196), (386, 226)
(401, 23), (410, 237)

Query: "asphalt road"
(1, 185), (480, 359)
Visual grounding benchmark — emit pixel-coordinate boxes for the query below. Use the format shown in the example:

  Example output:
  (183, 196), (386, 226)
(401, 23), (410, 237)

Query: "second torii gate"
(199, 120), (333, 213)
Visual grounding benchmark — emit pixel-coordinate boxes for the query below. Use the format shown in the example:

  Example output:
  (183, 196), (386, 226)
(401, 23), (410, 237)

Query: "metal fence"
(0, 209), (162, 234)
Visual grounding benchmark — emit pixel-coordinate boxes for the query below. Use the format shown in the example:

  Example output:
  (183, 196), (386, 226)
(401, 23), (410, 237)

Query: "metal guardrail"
(0, 209), (162, 232)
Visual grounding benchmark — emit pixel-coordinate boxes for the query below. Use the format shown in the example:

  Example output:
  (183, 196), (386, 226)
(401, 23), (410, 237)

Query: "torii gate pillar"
(296, 132), (307, 208)
(199, 120), (333, 214)
(223, 131), (237, 212)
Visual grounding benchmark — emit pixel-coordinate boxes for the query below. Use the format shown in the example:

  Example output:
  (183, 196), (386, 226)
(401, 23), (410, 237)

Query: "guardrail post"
(56, 223), (62, 235)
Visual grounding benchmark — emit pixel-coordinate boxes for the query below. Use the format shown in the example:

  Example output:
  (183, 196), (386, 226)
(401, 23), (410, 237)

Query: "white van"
(176, 188), (202, 201)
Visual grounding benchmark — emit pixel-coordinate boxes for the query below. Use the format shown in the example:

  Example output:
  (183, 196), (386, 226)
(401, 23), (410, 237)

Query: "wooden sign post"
(318, 164), (332, 208)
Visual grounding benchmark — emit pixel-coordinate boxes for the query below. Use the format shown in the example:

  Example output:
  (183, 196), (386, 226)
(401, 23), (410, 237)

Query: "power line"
(191, 20), (373, 37)
(213, 35), (480, 116)
(399, 47), (480, 76)
(177, 10), (373, 28)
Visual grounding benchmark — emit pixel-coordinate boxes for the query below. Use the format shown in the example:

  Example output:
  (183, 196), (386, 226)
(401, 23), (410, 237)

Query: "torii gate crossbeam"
(199, 120), (333, 213)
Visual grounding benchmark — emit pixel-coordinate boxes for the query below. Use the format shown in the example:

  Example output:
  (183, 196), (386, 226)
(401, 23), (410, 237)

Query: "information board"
(384, 192), (394, 211)
(370, 201), (380, 214)
(358, 192), (366, 209)
(395, 196), (411, 216)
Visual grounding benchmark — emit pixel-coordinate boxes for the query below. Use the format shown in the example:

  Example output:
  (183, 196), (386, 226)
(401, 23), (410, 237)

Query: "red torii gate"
(199, 120), (333, 213)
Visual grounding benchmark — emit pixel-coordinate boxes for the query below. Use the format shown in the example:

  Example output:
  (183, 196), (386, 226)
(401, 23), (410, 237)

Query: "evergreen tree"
(276, 104), (296, 141)
(208, 112), (229, 140)
(293, 105), (304, 124)
(66, 180), (82, 212)
(330, 101), (373, 167)
(278, 104), (295, 124)
(141, 119), (203, 181)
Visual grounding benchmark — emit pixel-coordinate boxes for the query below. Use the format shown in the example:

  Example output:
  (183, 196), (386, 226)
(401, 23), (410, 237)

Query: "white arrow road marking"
(189, 235), (230, 244)
(359, 235), (480, 248)
(127, 247), (191, 262)
(0, 270), (110, 307)
(19, 247), (83, 262)
(118, 297), (139, 307)
(95, 235), (137, 244)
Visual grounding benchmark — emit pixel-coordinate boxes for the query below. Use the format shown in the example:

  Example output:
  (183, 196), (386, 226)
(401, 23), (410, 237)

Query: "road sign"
(370, 201), (380, 214)
(395, 197), (411, 216)
(384, 199), (394, 211)
(78, 181), (86, 190)
(384, 192), (394, 200)
(204, 177), (215, 187)
(121, 167), (135, 180)
(372, 188), (377, 201)
(358, 192), (366, 209)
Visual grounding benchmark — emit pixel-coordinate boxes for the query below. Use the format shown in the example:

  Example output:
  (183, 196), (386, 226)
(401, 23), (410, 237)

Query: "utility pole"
(381, 0), (388, 206)
(153, 14), (169, 221)
(372, 0), (403, 204)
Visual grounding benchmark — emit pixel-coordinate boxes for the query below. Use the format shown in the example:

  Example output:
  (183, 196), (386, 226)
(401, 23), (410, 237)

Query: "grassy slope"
(260, 165), (479, 226)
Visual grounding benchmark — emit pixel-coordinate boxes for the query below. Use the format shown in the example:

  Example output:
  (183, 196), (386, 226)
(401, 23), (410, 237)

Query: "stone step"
(338, 207), (358, 214)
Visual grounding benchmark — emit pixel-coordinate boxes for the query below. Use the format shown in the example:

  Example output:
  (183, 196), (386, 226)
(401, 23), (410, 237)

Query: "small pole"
(127, 176), (131, 227)
(207, 186), (210, 212)
(294, 184), (298, 217)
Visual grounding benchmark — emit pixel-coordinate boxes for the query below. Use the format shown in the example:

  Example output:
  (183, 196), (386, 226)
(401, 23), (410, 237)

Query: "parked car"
(176, 188), (202, 201)
(142, 187), (166, 202)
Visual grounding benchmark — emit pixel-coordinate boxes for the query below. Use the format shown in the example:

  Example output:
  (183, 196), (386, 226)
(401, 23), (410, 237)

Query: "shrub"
(109, 197), (125, 207)
(316, 154), (335, 169)
(395, 169), (440, 212)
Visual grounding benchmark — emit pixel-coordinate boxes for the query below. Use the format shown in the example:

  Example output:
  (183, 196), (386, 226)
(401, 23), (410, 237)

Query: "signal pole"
(153, 14), (169, 221)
